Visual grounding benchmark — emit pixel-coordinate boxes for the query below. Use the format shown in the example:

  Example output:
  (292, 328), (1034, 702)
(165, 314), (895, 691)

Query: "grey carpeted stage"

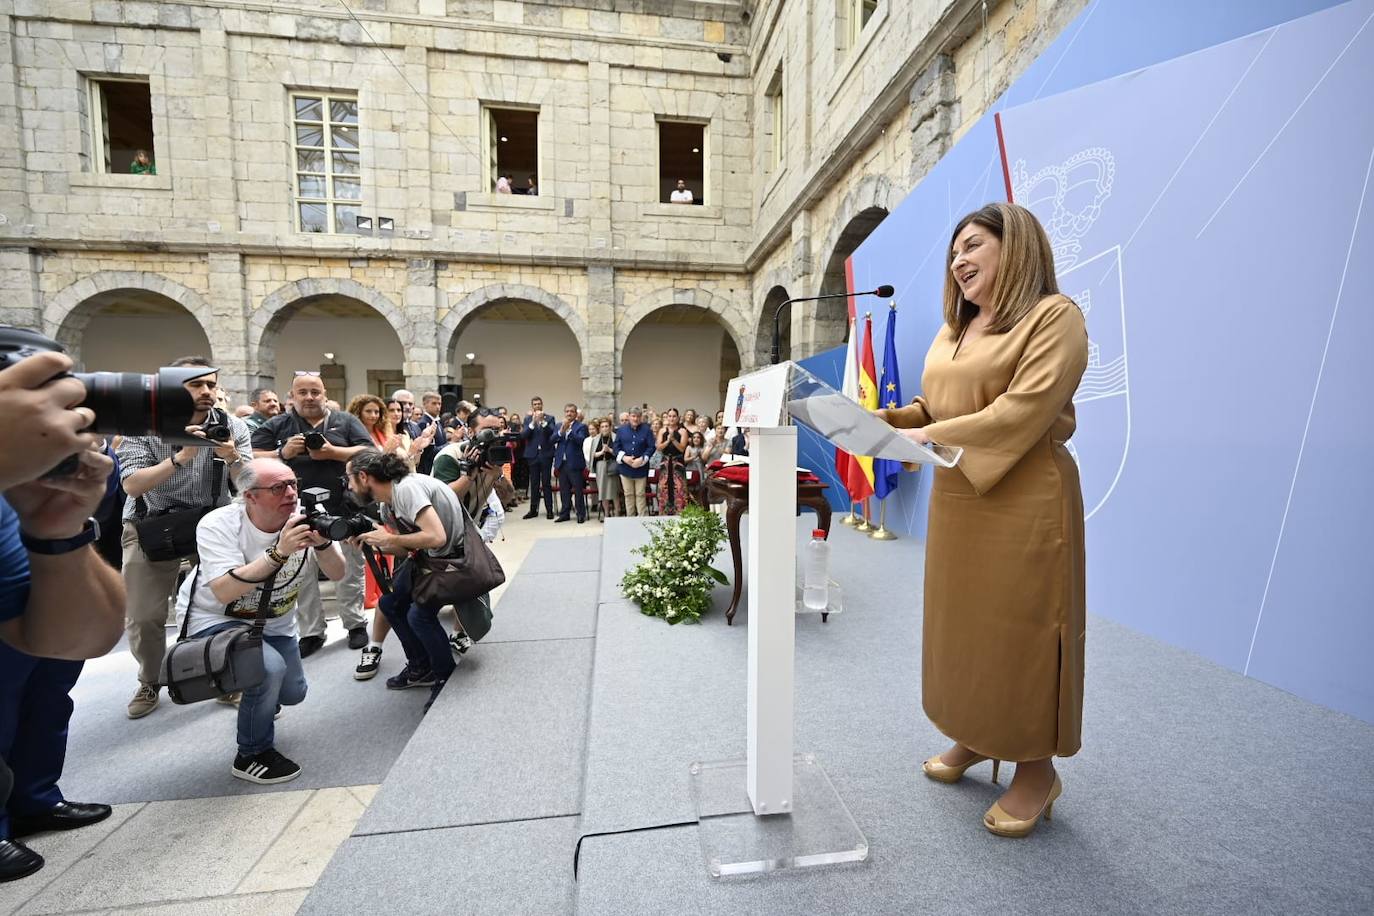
(293, 517), (1374, 915)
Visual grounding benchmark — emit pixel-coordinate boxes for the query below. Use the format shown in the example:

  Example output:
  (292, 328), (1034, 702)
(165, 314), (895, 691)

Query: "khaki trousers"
(620, 475), (648, 516)
(121, 522), (184, 687)
(295, 540), (368, 639)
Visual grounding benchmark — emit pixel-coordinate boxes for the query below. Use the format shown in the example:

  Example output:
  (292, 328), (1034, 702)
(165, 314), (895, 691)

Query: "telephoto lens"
(303, 431), (327, 451)
(0, 325), (214, 474)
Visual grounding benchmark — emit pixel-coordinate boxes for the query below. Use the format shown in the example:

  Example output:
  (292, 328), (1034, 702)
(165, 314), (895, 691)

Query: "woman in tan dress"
(877, 202), (1088, 838)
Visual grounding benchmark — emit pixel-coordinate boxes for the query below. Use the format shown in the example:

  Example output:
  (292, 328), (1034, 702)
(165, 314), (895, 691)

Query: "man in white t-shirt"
(670, 179), (694, 204)
(180, 458), (345, 784)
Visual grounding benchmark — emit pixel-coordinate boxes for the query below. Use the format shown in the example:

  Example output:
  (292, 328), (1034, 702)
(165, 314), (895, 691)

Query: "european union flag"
(874, 304), (902, 500)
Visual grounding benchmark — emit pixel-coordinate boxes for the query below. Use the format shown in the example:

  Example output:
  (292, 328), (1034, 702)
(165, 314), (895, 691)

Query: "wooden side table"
(706, 475), (833, 625)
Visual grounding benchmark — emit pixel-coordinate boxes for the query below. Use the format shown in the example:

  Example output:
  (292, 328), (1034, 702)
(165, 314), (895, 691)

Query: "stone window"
(839, 0), (880, 52)
(85, 77), (155, 174)
(483, 106), (539, 194)
(657, 120), (706, 205)
(767, 69), (785, 173)
(292, 93), (361, 234)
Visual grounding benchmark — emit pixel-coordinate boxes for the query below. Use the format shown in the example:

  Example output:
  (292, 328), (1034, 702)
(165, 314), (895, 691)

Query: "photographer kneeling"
(346, 451), (473, 708)
(180, 459), (344, 784)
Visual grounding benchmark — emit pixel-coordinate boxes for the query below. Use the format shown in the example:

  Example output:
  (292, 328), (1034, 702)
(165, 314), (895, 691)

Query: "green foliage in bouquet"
(619, 505), (729, 624)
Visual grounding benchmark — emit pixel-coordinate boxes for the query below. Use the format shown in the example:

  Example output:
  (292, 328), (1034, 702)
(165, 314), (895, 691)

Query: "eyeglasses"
(249, 480), (299, 496)
(293, 370), (322, 377)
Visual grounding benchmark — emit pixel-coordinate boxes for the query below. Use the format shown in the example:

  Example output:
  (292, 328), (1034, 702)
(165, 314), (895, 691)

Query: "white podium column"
(746, 425), (797, 815)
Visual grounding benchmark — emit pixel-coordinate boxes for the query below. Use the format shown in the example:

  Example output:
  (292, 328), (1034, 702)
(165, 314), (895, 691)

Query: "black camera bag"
(409, 503), (504, 639)
(133, 457), (223, 562)
(160, 567), (277, 704)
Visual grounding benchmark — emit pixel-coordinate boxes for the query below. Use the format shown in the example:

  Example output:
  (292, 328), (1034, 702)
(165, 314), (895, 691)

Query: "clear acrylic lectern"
(690, 362), (960, 878)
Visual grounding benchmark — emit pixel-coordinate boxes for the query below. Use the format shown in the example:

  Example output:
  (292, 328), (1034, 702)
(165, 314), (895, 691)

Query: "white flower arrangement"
(619, 505), (728, 625)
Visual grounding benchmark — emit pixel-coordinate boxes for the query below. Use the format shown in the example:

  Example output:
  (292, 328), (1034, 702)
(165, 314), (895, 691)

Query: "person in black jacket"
(520, 396), (557, 519)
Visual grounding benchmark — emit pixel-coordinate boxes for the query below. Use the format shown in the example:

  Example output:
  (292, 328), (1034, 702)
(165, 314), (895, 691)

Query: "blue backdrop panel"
(996, 0), (1374, 723)
(840, 0), (1352, 537)
(839, 0), (1372, 722)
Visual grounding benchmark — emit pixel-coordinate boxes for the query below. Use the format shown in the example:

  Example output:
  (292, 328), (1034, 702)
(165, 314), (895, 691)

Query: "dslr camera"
(0, 326), (210, 474)
(199, 408), (233, 443)
(299, 487), (374, 541)
(303, 431), (327, 451)
(456, 426), (518, 475)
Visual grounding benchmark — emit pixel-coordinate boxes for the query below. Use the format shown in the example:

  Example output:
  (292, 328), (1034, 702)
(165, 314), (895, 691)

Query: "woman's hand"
(899, 427), (932, 447)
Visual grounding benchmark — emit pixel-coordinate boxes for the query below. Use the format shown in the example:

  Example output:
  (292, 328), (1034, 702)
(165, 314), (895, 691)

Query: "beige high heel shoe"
(983, 774), (1062, 838)
(922, 752), (1001, 784)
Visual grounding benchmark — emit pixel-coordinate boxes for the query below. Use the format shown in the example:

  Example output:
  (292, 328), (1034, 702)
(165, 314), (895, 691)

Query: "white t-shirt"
(670, 188), (694, 203)
(179, 503), (316, 639)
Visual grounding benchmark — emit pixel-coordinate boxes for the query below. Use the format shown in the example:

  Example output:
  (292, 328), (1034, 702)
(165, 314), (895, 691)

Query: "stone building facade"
(0, 0), (1087, 414)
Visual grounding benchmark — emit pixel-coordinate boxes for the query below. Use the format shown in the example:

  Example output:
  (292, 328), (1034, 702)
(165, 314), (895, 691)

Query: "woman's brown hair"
(942, 202), (1059, 338)
(347, 394), (392, 438)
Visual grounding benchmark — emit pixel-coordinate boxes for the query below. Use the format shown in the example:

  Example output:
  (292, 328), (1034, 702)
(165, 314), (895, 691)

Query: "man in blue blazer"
(551, 403), (589, 524)
(521, 396), (557, 519)
(613, 407), (656, 517)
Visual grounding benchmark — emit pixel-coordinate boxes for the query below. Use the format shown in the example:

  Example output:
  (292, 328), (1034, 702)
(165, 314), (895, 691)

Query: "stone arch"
(439, 283), (588, 373)
(617, 287), (751, 371)
(43, 271), (216, 363)
(799, 174), (899, 357)
(815, 174), (901, 297)
(250, 278), (410, 386)
(755, 284), (793, 367)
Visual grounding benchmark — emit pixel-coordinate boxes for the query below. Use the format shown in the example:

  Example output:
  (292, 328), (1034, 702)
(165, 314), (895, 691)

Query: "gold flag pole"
(840, 504), (861, 527)
(854, 497), (873, 532)
(869, 498), (897, 540)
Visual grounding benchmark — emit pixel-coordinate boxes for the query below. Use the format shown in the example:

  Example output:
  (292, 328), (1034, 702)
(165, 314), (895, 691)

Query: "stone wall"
(2, 0), (1089, 408)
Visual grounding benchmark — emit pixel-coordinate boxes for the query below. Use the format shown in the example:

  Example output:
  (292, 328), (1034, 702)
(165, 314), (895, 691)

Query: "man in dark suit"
(551, 403), (589, 524)
(521, 396), (557, 519)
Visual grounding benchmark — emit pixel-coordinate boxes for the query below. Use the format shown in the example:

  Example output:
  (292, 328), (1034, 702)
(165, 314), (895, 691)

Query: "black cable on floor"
(573, 820), (696, 880)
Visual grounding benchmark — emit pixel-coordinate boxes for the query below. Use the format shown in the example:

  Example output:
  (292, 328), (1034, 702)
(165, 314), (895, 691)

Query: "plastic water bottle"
(803, 529), (830, 611)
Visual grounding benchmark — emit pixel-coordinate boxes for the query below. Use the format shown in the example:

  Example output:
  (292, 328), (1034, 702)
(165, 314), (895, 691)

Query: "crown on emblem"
(1012, 147), (1116, 269)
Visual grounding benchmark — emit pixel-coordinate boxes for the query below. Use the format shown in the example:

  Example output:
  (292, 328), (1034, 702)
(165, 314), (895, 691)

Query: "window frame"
(767, 69), (785, 173)
(86, 75), (155, 175)
(655, 118), (709, 206)
(290, 91), (362, 235)
(848, 0), (879, 49)
(481, 103), (542, 195)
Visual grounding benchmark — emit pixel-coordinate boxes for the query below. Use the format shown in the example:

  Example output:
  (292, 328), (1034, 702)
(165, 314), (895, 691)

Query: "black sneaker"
(448, 632), (473, 662)
(385, 664), (436, 690)
(355, 645), (383, 680)
(346, 626), (368, 650)
(298, 634), (326, 658)
(232, 748), (301, 784)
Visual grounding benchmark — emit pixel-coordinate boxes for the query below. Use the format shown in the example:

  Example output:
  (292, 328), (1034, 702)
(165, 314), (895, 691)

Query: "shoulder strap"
(249, 569), (279, 638)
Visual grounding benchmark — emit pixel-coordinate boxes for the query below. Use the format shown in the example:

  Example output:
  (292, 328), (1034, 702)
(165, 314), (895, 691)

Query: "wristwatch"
(169, 454), (185, 469)
(21, 518), (100, 555)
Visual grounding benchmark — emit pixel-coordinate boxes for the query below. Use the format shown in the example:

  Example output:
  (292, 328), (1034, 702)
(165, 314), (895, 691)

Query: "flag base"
(868, 525), (897, 540)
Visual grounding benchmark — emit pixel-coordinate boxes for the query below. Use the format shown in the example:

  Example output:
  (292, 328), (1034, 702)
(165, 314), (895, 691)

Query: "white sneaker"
(448, 632), (473, 663)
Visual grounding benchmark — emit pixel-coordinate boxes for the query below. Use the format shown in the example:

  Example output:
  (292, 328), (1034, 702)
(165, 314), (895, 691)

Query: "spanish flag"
(847, 313), (878, 501)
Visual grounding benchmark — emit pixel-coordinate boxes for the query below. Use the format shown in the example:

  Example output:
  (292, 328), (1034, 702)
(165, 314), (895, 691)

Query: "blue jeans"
(378, 560), (455, 681)
(193, 623), (307, 756)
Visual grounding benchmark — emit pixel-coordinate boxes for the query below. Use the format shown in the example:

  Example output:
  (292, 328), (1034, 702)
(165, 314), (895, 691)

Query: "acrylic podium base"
(689, 754), (869, 878)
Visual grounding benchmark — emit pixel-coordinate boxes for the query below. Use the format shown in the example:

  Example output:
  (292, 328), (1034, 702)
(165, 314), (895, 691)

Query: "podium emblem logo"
(735, 385), (747, 423)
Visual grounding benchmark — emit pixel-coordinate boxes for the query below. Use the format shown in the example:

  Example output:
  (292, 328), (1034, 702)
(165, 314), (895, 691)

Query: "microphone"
(772, 285), (895, 365)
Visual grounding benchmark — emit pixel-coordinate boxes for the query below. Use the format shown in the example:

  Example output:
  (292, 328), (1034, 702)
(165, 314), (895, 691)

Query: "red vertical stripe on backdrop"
(994, 112), (1015, 202)
(844, 256), (857, 321)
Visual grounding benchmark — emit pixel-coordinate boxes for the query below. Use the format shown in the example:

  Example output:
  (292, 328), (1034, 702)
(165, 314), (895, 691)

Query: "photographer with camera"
(178, 458), (344, 784)
(117, 357), (251, 720)
(346, 452), (477, 708)
(252, 373), (374, 658)
(0, 345), (134, 882)
(431, 414), (508, 541)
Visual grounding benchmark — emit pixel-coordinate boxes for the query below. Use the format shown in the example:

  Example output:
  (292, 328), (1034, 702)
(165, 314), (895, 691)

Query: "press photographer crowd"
(0, 326), (747, 884)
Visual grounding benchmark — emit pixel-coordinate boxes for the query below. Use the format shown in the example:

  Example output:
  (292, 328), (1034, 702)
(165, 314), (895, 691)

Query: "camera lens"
(304, 432), (326, 450)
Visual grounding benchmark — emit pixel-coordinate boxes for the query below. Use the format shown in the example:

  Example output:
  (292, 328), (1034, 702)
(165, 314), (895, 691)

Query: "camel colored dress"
(882, 295), (1089, 761)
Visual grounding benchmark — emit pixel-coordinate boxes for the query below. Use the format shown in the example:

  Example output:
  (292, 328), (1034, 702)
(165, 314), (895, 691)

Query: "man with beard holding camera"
(118, 357), (251, 720)
(346, 451), (470, 708)
(252, 373), (374, 658)
(180, 458), (345, 784)
(0, 349), (127, 883)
